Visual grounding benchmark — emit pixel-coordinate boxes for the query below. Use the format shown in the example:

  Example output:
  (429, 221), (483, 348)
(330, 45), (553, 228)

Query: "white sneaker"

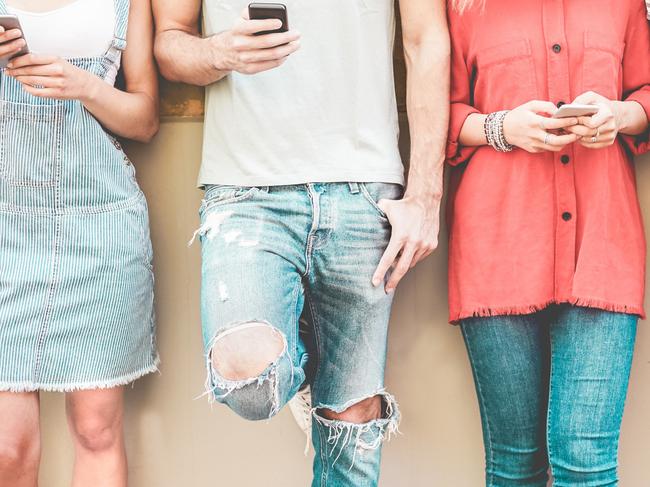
(289, 385), (313, 455)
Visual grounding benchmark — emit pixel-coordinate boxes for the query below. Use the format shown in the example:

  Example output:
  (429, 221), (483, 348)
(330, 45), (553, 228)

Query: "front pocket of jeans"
(0, 101), (63, 187)
(199, 186), (260, 216)
(359, 182), (403, 221)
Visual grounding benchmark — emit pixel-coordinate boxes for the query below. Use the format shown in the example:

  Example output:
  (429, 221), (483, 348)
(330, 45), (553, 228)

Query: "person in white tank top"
(153, 0), (450, 485)
(0, 1), (159, 487)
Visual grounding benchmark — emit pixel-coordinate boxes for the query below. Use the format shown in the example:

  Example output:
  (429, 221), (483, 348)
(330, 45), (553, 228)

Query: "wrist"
(207, 33), (232, 74)
(404, 182), (442, 203)
(78, 69), (101, 104)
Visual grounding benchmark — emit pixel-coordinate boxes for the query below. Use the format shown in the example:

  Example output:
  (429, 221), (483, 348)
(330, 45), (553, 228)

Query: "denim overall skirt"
(0, 0), (158, 391)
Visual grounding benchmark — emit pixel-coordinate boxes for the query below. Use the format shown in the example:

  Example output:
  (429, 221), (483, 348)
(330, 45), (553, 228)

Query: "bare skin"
(3, 0), (159, 142)
(0, 392), (40, 487)
(66, 389), (126, 487)
(154, 0), (450, 424)
(459, 94), (648, 153)
(0, 1), (158, 485)
(370, 0), (451, 295)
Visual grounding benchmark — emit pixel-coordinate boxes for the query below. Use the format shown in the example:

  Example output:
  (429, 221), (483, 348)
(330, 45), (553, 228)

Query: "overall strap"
(105, 0), (130, 64)
(0, 0), (7, 15)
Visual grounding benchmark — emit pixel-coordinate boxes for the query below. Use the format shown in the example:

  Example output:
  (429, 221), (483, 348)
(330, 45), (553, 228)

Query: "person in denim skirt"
(0, 0), (159, 485)
(447, 0), (650, 485)
(153, 0), (449, 485)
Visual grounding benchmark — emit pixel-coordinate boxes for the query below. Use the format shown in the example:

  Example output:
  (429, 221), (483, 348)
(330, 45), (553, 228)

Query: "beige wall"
(33, 117), (650, 486)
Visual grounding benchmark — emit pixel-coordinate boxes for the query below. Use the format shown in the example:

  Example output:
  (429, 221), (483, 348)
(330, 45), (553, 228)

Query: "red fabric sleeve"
(620, 1), (650, 155)
(446, 12), (480, 166)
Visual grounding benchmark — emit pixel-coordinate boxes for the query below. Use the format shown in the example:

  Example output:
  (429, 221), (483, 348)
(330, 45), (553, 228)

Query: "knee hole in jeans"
(210, 321), (286, 381)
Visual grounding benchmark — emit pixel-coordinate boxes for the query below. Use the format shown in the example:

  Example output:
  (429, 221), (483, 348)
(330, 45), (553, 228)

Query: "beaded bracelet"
(484, 110), (514, 152)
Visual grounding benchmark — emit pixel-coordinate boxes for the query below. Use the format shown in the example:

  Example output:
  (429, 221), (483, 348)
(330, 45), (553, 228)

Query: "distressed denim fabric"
(461, 305), (637, 487)
(197, 182), (402, 486)
(0, 0), (158, 391)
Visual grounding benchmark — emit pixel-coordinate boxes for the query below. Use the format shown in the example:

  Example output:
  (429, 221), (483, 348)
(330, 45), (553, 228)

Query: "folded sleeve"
(620, 1), (650, 155)
(446, 11), (480, 166)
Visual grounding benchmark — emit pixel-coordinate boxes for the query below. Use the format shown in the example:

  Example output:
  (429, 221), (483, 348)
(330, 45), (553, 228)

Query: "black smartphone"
(248, 3), (289, 35)
(0, 15), (29, 68)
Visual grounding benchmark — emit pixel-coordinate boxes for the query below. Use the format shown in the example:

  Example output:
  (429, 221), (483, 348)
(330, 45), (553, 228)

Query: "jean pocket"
(359, 182), (403, 221)
(0, 101), (63, 187)
(200, 185), (262, 215)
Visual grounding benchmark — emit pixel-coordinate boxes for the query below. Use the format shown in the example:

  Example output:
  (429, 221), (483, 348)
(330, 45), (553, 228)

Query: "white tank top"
(200, 0), (404, 187)
(8, 0), (119, 85)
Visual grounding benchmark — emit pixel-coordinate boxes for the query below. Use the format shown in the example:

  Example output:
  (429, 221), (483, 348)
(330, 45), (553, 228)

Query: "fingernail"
(386, 288), (395, 295)
(372, 278), (379, 287)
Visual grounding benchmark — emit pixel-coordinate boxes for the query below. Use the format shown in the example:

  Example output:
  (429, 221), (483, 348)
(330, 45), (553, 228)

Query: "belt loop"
(348, 182), (360, 194)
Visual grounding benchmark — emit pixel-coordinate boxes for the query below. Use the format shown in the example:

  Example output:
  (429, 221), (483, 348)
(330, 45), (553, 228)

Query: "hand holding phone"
(208, 4), (299, 75)
(0, 15), (28, 68)
(552, 103), (599, 119)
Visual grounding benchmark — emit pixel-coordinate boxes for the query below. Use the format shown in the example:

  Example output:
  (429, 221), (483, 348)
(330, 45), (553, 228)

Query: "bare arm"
(372, 0), (450, 292)
(7, 0), (159, 142)
(153, 0), (300, 86)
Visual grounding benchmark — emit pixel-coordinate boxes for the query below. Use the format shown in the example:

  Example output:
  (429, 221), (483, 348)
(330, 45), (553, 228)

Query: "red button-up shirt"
(446, 0), (650, 323)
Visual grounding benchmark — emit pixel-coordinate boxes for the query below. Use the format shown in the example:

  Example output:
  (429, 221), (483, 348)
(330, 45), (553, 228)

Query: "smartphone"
(0, 15), (28, 68)
(553, 103), (599, 118)
(248, 3), (289, 35)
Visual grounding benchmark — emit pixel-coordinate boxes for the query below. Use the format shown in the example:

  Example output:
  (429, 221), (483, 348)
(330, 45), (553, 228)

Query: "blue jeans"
(461, 305), (637, 487)
(196, 182), (402, 487)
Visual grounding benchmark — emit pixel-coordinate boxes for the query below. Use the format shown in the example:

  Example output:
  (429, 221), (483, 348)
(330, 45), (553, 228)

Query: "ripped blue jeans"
(196, 182), (402, 487)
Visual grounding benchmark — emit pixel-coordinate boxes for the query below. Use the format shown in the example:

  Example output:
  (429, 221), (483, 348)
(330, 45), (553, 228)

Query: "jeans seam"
(318, 419), (329, 487)
(304, 286), (323, 394)
(462, 324), (495, 487)
(546, 325), (556, 482)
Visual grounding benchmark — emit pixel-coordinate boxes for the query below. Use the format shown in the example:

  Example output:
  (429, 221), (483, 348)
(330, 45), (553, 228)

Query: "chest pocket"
(475, 39), (538, 112)
(582, 31), (625, 100)
(0, 101), (63, 187)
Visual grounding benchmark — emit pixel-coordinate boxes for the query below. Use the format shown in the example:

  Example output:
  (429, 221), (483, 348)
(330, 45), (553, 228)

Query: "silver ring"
(31, 83), (44, 89)
(544, 133), (551, 146)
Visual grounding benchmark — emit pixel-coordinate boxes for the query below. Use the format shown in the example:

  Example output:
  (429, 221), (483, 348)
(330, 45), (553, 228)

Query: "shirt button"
(561, 155), (570, 164)
(562, 212), (572, 221)
(553, 44), (562, 53)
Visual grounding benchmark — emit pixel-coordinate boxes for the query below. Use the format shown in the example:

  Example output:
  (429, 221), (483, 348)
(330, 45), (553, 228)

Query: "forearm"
(155, 30), (228, 86)
(404, 35), (450, 201)
(615, 100), (649, 136)
(458, 113), (488, 146)
(82, 76), (158, 143)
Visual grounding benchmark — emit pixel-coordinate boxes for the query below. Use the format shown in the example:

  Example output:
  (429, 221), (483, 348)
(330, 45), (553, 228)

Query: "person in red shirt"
(447, 0), (650, 484)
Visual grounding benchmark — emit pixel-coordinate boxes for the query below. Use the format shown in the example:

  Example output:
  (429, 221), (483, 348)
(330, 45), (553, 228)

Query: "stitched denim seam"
(462, 324), (495, 487)
(305, 286), (323, 394)
(304, 184), (320, 276)
(289, 278), (302, 378)
(32, 216), (62, 383)
(200, 187), (260, 215)
(358, 183), (389, 222)
(0, 192), (145, 216)
(546, 325), (556, 482)
(317, 419), (329, 487)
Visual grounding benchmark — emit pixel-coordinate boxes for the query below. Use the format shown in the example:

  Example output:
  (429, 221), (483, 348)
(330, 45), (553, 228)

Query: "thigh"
(548, 306), (637, 483)
(461, 314), (549, 485)
(199, 186), (309, 359)
(0, 392), (40, 444)
(308, 183), (401, 409)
